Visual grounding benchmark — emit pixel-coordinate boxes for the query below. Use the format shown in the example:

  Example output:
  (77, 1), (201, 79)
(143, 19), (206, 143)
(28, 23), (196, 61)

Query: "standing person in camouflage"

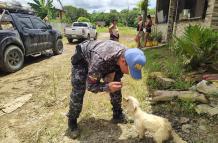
(68, 40), (146, 138)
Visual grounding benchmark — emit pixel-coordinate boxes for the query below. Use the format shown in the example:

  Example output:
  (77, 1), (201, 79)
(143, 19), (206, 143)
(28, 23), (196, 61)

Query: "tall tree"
(139, 0), (148, 47)
(167, 0), (178, 42)
(142, 0), (148, 26)
(28, 0), (55, 19)
(62, 6), (89, 23)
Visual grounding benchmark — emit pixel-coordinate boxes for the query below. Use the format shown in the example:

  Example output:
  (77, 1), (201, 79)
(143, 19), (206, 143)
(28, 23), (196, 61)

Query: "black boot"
(111, 112), (128, 124)
(68, 118), (80, 139)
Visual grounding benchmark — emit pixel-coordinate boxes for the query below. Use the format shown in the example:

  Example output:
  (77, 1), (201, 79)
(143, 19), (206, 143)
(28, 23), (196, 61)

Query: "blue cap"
(124, 48), (146, 80)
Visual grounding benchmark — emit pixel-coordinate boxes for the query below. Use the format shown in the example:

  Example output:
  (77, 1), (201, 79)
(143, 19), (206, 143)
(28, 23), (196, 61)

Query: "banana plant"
(28, 0), (55, 19)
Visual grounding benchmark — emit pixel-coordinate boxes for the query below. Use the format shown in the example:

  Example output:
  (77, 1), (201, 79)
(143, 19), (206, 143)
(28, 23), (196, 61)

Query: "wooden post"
(167, 0), (178, 42)
(155, 0), (159, 24)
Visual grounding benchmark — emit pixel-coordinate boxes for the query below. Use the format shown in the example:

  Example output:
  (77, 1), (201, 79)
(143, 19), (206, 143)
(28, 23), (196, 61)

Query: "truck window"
(31, 18), (48, 29)
(0, 14), (14, 30)
(73, 23), (88, 27)
(0, 21), (14, 30)
(18, 17), (33, 29)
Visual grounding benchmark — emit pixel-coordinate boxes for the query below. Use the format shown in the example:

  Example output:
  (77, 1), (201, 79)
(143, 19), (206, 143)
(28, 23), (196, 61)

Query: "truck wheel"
(53, 39), (63, 55)
(87, 34), (90, 40)
(94, 33), (97, 40)
(3, 45), (24, 73)
(67, 38), (73, 43)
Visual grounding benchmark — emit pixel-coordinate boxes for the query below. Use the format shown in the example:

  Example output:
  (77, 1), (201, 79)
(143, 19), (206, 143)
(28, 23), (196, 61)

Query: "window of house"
(156, 0), (170, 23)
(177, 0), (208, 20)
(156, 0), (208, 23)
(31, 18), (48, 29)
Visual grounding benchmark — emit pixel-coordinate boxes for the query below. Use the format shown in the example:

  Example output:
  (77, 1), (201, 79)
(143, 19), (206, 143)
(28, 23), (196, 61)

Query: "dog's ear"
(123, 97), (129, 102)
(133, 102), (138, 111)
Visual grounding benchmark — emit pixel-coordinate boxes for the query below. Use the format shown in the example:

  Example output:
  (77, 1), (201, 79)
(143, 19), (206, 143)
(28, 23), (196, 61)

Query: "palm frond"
(171, 25), (218, 68)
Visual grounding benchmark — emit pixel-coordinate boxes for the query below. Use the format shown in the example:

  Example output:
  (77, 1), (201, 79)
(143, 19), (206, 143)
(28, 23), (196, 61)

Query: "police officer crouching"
(67, 40), (146, 138)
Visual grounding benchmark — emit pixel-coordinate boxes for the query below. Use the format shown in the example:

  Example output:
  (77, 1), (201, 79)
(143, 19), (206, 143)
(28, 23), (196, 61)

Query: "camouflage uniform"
(68, 40), (127, 120)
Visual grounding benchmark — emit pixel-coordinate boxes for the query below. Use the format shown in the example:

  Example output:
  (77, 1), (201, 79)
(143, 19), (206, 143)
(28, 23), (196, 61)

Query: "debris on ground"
(203, 74), (218, 81)
(149, 72), (176, 89)
(194, 80), (218, 95)
(182, 124), (192, 133)
(151, 90), (208, 103)
(0, 94), (32, 116)
(195, 104), (218, 116)
(179, 117), (190, 124)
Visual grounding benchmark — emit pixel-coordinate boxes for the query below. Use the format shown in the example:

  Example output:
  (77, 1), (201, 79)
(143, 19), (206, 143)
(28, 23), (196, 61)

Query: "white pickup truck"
(64, 22), (97, 43)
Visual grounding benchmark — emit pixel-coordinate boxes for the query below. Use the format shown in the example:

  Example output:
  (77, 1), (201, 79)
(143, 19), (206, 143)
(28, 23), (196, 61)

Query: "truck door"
(16, 16), (39, 54)
(30, 17), (53, 51)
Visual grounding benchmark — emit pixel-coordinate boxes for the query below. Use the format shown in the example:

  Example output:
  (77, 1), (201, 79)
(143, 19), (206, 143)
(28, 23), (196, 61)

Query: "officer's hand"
(108, 82), (122, 93)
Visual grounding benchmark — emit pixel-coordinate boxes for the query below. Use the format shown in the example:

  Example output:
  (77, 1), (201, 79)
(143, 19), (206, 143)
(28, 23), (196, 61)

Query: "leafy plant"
(150, 26), (162, 42)
(77, 17), (90, 22)
(61, 6), (90, 23)
(28, 0), (55, 19)
(145, 47), (194, 91)
(150, 31), (162, 42)
(137, 0), (149, 11)
(171, 25), (218, 69)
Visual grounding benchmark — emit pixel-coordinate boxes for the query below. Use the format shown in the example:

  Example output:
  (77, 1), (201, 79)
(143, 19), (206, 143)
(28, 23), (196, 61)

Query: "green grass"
(143, 47), (197, 114)
(144, 47), (193, 91)
(97, 27), (108, 33)
(118, 27), (136, 36)
(151, 100), (197, 116)
(97, 26), (136, 36)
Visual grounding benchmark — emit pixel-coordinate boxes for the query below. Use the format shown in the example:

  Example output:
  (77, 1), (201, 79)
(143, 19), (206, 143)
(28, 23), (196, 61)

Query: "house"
(54, 7), (65, 20)
(96, 21), (106, 27)
(155, 0), (218, 41)
(53, 1), (65, 20)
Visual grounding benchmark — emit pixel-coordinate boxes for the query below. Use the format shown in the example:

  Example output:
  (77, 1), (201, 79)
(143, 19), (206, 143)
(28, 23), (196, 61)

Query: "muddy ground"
(0, 33), (217, 143)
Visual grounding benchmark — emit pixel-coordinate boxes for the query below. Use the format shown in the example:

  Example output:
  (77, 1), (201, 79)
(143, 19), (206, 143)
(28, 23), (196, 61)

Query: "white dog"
(123, 96), (187, 143)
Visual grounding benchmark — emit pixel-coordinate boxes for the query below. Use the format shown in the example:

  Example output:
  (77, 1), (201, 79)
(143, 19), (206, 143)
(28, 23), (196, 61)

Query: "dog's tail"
(171, 130), (187, 143)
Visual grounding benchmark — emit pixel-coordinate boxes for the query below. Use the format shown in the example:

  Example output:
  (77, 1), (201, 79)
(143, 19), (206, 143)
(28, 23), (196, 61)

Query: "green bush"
(150, 27), (163, 42)
(77, 17), (90, 22)
(171, 25), (218, 69)
(144, 48), (193, 90)
(117, 23), (125, 27)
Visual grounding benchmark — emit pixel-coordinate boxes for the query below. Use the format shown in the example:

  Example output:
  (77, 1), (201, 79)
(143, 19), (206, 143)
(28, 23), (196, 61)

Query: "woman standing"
(135, 15), (143, 48)
(144, 15), (153, 47)
(109, 20), (119, 41)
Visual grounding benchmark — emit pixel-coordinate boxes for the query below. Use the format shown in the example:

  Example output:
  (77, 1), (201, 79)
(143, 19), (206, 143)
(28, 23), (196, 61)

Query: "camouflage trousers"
(67, 60), (124, 119)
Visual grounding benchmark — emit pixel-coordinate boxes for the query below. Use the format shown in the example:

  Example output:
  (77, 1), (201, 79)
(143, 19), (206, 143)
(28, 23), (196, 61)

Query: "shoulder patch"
(87, 73), (100, 84)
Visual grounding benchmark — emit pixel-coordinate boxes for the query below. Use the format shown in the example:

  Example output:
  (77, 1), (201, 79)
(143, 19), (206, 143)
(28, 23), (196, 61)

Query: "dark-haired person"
(135, 15), (143, 48)
(109, 20), (119, 41)
(144, 15), (153, 47)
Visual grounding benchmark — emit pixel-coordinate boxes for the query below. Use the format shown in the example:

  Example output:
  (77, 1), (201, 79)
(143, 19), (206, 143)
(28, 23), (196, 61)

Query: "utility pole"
(142, 0), (148, 25)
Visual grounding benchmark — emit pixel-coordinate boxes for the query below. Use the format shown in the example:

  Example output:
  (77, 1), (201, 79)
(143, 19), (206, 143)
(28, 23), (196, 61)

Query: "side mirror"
(47, 25), (52, 29)
(92, 26), (96, 29)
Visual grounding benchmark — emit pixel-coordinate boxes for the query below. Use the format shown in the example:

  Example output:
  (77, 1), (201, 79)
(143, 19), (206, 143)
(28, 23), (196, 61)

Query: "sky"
(2, 0), (156, 13)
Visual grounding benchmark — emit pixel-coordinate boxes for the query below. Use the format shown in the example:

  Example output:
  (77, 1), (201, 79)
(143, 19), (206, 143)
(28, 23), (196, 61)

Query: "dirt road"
(0, 33), (217, 143)
(0, 33), (144, 143)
